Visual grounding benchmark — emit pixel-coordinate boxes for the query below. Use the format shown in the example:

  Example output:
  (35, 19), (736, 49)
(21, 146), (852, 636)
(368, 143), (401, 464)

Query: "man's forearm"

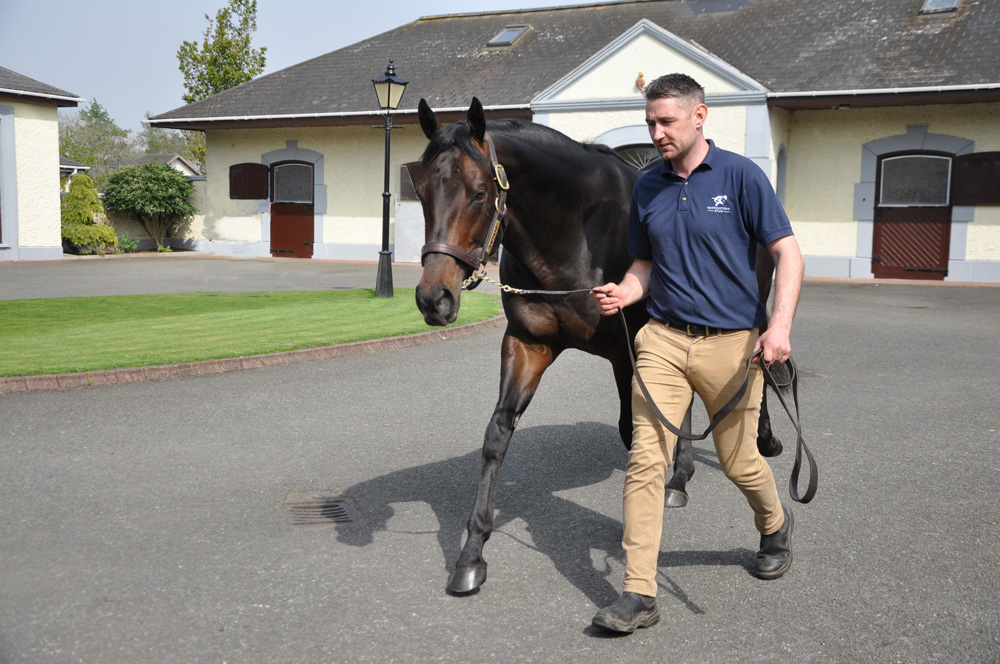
(768, 236), (804, 331)
(620, 259), (652, 308)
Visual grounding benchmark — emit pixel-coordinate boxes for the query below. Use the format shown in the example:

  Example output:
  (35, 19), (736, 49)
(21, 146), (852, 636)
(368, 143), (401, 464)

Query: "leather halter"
(420, 133), (509, 277)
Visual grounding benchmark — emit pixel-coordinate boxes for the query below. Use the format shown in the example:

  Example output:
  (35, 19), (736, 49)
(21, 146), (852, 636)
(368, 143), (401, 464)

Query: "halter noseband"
(420, 133), (510, 283)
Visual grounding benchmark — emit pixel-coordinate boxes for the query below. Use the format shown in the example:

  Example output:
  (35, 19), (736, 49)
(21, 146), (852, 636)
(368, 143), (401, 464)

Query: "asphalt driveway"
(1, 255), (998, 663)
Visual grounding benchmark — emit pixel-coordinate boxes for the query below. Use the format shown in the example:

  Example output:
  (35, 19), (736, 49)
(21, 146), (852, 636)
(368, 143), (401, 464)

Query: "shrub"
(61, 173), (103, 225)
(102, 162), (197, 250)
(62, 222), (119, 255)
(60, 172), (118, 254)
(117, 234), (140, 253)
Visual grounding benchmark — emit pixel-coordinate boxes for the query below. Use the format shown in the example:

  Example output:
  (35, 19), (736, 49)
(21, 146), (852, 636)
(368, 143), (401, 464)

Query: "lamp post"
(371, 59), (408, 298)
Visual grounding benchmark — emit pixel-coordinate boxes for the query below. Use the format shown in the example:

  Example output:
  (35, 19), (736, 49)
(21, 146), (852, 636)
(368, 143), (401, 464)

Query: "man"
(589, 73), (804, 634)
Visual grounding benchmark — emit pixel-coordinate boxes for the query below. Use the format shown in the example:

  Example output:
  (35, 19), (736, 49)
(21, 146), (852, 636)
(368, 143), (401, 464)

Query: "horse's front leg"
(447, 332), (558, 594)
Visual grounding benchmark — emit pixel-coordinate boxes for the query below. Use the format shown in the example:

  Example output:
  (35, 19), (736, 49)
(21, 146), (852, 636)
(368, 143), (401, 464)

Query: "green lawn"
(0, 289), (502, 377)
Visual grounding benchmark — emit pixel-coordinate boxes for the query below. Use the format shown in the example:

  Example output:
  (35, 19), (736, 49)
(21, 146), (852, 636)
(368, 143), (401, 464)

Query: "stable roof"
(0, 66), (83, 107)
(149, 0), (1000, 130)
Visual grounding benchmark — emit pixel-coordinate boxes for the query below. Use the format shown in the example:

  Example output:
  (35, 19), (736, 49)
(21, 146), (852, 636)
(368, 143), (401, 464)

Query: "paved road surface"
(1, 255), (998, 662)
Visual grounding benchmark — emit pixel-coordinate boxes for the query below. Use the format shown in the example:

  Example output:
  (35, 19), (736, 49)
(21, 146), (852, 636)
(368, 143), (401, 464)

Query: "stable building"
(149, 0), (1000, 282)
(0, 66), (83, 261)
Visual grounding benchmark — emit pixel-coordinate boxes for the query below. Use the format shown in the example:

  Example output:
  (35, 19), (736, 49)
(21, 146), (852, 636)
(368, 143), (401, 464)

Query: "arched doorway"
(872, 152), (952, 280)
(270, 161), (315, 258)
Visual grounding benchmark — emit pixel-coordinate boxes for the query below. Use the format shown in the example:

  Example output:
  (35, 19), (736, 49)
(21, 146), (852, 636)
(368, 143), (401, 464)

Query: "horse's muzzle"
(415, 284), (459, 326)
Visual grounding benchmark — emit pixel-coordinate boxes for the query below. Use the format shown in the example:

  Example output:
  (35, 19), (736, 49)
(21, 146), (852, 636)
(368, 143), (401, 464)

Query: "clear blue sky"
(0, 0), (582, 133)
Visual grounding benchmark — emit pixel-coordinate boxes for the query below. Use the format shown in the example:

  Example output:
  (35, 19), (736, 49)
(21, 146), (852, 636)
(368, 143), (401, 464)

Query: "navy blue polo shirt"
(629, 140), (793, 330)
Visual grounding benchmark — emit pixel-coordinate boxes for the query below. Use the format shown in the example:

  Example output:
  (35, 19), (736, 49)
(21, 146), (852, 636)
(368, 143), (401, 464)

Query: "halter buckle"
(494, 164), (509, 190)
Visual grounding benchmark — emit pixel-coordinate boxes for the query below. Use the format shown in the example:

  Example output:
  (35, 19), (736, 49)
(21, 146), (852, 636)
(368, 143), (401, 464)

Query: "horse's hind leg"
(612, 337), (695, 507)
(666, 381), (783, 503)
(667, 382), (782, 507)
(754, 245), (782, 458)
(665, 406), (695, 508)
(448, 333), (558, 594)
(756, 387), (783, 457)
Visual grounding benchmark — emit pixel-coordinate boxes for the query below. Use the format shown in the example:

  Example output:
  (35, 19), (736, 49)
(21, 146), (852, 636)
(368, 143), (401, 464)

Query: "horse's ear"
(467, 97), (486, 144)
(418, 98), (440, 139)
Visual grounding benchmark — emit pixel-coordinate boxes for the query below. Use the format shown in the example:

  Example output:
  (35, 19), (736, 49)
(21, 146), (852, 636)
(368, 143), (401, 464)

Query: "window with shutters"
(952, 152), (1000, 206)
(229, 163), (269, 200)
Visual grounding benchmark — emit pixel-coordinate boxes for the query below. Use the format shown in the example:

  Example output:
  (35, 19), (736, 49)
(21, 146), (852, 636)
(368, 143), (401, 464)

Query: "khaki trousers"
(622, 320), (784, 597)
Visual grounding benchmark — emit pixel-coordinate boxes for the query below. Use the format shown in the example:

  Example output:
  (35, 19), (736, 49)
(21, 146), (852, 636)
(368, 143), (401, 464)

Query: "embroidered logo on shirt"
(707, 194), (731, 214)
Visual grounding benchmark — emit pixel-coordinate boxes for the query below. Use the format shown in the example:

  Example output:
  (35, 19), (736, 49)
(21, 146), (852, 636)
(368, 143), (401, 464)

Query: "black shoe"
(756, 506), (793, 580)
(592, 592), (659, 633)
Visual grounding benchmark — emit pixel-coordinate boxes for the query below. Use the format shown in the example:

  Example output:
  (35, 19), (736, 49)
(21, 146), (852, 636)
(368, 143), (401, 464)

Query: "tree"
(176, 0), (267, 104)
(135, 112), (205, 173)
(61, 173), (104, 225)
(176, 0), (266, 169)
(136, 113), (194, 155)
(60, 173), (117, 254)
(59, 100), (136, 187)
(102, 162), (198, 251)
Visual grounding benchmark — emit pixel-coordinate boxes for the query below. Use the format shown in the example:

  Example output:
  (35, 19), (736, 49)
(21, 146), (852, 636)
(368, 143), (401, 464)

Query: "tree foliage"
(59, 100), (134, 187)
(60, 173), (118, 254)
(136, 113), (192, 155)
(102, 162), (198, 250)
(61, 223), (119, 255)
(136, 113), (204, 173)
(61, 174), (104, 225)
(60, 104), (202, 188)
(176, 0), (267, 104)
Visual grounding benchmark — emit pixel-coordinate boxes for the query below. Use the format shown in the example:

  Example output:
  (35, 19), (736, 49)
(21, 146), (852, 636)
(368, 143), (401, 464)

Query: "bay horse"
(414, 98), (781, 594)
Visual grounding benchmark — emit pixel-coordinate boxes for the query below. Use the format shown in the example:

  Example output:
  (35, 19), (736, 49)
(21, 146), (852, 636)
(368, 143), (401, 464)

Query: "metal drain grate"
(278, 492), (359, 528)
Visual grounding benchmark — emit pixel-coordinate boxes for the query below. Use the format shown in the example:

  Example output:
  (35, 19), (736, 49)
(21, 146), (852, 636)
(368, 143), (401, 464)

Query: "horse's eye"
(473, 189), (487, 203)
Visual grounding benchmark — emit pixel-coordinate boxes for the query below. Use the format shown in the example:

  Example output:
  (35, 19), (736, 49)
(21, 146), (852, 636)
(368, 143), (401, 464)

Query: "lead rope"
(461, 273), (817, 503)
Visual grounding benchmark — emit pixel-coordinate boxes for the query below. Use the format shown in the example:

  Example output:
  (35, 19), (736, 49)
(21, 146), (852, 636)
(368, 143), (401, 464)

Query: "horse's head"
(414, 97), (504, 326)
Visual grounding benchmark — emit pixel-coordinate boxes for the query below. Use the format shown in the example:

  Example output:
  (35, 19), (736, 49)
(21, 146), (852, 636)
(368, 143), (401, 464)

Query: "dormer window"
(488, 24), (528, 47)
(920, 0), (960, 14)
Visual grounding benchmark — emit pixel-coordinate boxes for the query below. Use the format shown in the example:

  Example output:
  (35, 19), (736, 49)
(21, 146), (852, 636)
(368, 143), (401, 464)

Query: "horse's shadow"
(335, 422), (753, 611)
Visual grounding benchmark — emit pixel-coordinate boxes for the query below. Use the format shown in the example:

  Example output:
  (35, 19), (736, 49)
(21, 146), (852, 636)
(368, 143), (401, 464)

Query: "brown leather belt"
(663, 320), (744, 337)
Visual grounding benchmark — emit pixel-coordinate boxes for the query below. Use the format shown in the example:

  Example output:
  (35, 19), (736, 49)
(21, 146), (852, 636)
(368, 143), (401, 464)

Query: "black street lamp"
(371, 59), (408, 298)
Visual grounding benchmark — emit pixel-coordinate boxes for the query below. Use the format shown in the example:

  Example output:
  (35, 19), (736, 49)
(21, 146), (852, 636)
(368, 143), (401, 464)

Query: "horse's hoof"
(446, 564), (487, 594)
(759, 436), (783, 458)
(664, 488), (688, 508)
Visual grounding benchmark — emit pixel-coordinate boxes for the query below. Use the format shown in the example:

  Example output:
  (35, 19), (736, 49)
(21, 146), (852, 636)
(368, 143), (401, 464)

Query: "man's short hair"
(644, 73), (706, 107)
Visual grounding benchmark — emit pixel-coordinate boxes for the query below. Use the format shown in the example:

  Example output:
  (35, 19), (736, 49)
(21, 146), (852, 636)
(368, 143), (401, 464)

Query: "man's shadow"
(335, 422), (753, 611)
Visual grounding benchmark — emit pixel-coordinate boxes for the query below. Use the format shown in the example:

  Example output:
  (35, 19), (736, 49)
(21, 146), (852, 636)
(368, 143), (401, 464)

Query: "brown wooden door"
(872, 207), (950, 280)
(270, 203), (314, 258)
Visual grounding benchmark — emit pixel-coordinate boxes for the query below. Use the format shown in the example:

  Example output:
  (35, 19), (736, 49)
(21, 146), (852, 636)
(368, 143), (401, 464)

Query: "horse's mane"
(421, 117), (627, 170)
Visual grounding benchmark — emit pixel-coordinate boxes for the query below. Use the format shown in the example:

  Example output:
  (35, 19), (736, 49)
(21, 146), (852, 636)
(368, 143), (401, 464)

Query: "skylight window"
(920, 0), (960, 14)
(488, 24), (528, 47)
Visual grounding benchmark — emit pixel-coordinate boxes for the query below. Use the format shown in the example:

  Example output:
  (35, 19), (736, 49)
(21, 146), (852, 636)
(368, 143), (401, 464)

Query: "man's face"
(645, 96), (707, 163)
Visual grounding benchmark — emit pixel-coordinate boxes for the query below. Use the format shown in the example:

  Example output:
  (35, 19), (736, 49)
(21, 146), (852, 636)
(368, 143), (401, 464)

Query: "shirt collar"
(659, 139), (717, 181)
